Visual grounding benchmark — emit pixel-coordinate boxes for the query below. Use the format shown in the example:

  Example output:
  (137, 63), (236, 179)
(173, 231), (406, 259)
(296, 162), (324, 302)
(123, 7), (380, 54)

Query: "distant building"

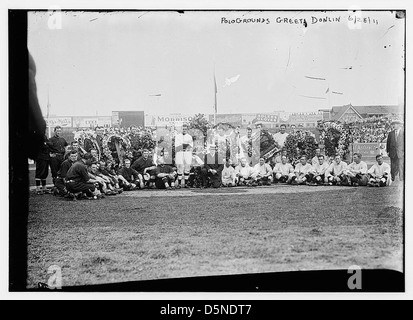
(328, 104), (403, 122)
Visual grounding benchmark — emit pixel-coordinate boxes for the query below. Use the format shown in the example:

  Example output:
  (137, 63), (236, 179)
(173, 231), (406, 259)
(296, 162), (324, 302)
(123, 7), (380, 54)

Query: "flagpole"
(213, 63), (217, 126)
(327, 83), (331, 111)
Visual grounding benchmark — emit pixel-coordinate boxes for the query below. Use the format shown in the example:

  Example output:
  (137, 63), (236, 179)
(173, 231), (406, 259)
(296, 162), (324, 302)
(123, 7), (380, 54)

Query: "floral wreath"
(284, 130), (318, 163)
(102, 133), (131, 163)
(318, 121), (351, 158)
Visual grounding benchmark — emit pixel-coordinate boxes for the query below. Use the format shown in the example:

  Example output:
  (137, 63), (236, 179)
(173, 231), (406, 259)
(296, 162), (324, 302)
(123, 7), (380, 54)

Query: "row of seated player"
(50, 150), (391, 200)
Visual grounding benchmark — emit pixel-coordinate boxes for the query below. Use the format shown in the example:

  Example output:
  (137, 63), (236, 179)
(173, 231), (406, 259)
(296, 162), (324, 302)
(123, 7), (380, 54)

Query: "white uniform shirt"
(347, 161), (368, 174)
(294, 163), (313, 175)
(327, 161), (347, 177)
(222, 165), (236, 181)
(273, 132), (289, 148)
(253, 163), (273, 177)
(235, 165), (255, 178)
(312, 162), (330, 176)
(175, 133), (193, 152)
(273, 163), (294, 175)
(368, 162), (390, 178)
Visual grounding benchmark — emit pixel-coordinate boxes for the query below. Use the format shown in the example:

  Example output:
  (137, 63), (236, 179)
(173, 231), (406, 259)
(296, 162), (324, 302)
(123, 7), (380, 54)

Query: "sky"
(28, 10), (405, 117)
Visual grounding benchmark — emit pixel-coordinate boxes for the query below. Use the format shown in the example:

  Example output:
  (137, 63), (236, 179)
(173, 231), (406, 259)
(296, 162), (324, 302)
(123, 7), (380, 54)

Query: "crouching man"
(118, 158), (140, 191)
(154, 157), (176, 189)
(221, 159), (236, 187)
(131, 149), (157, 189)
(273, 155), (294, 183)
(54, 150), (78, 197)
(65, 153), (100, 199)
(290, 155), (313, 185)
(325, 154), (348, 185)
(253, 157), (273, 186)
(367, 154), (391, 187)
(235, 158), (256, 186)
(309, 154), (330, 185)
(343, 153), (368, 186)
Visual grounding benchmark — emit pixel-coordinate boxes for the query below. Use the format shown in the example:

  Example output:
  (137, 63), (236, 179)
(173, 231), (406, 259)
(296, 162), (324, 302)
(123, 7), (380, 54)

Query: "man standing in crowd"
(46, 126), (68, 186)
(235, 158), (256, 186)
(386, 120), (404, 182)
(84, 126), (103, 159)
(367, 154), (391, 187)
(253, 158), (273, 186)
(95, 126), (104, 154)
(240, 127), (259, 167)
(131, 149), (157, 189)
(290, 155), (313, 185)
(273, 124), (289, 149)
(273, 155), (294, 183)
(54, 150), (78, 197)
(309, 154), (330, 185)
(35, 133), (51, 195)
(118, 158), (140, 191)
(326, 154), (348, 185)
(154, 157), (176, 189)
(65, 153), (98, 199)
(202, 145), (224, 188)
(221, 159), (236, 187)
(174, 123), (193, 188)
(343, 153), (368, 186)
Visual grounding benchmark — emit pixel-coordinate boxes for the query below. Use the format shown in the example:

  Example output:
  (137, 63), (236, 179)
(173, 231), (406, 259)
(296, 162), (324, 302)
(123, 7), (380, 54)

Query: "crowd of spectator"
(346, 117), (394, 143)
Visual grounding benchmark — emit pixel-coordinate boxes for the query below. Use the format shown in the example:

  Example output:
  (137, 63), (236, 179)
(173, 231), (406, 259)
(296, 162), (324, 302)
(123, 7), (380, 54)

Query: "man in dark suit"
(201, 145), (224, 188)
(386, 120), (404, 181)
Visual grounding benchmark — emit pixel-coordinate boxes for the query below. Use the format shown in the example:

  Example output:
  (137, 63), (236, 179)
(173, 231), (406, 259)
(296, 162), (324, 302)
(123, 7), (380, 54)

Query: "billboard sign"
(45, 117), (72, 128)
(112, 111), (145, 127)
(72, 117), (98, 128)
(351, 142), (389, 164)
(145, 114), (196, 127)
(209, 113), (243, 127)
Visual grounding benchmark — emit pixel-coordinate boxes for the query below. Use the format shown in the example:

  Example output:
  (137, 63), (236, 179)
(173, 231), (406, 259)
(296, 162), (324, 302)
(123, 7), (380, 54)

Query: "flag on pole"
(223, 74), (241, 87)
(47, 91), (50, 119)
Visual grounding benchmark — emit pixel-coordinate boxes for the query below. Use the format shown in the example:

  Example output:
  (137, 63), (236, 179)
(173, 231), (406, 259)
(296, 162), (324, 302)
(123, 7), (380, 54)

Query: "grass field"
(27, 183), (404, 289)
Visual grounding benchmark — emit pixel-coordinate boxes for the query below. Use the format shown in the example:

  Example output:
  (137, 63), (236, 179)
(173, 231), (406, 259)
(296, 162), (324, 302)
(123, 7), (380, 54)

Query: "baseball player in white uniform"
(174, 123), (193, 188)
(367, 154), (391, 187)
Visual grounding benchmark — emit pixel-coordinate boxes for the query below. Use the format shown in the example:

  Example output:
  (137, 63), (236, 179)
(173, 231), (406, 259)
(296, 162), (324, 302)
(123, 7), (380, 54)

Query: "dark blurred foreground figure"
(28, 51), (47, 160)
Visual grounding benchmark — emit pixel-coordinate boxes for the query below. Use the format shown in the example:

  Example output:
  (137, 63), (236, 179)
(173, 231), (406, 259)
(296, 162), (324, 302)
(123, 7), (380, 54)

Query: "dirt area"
(27, 183), (404, 289)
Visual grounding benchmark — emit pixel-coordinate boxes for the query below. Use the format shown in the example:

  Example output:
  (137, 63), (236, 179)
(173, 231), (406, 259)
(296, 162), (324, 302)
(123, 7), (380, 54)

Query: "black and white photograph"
(7, 2), (410, 300)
